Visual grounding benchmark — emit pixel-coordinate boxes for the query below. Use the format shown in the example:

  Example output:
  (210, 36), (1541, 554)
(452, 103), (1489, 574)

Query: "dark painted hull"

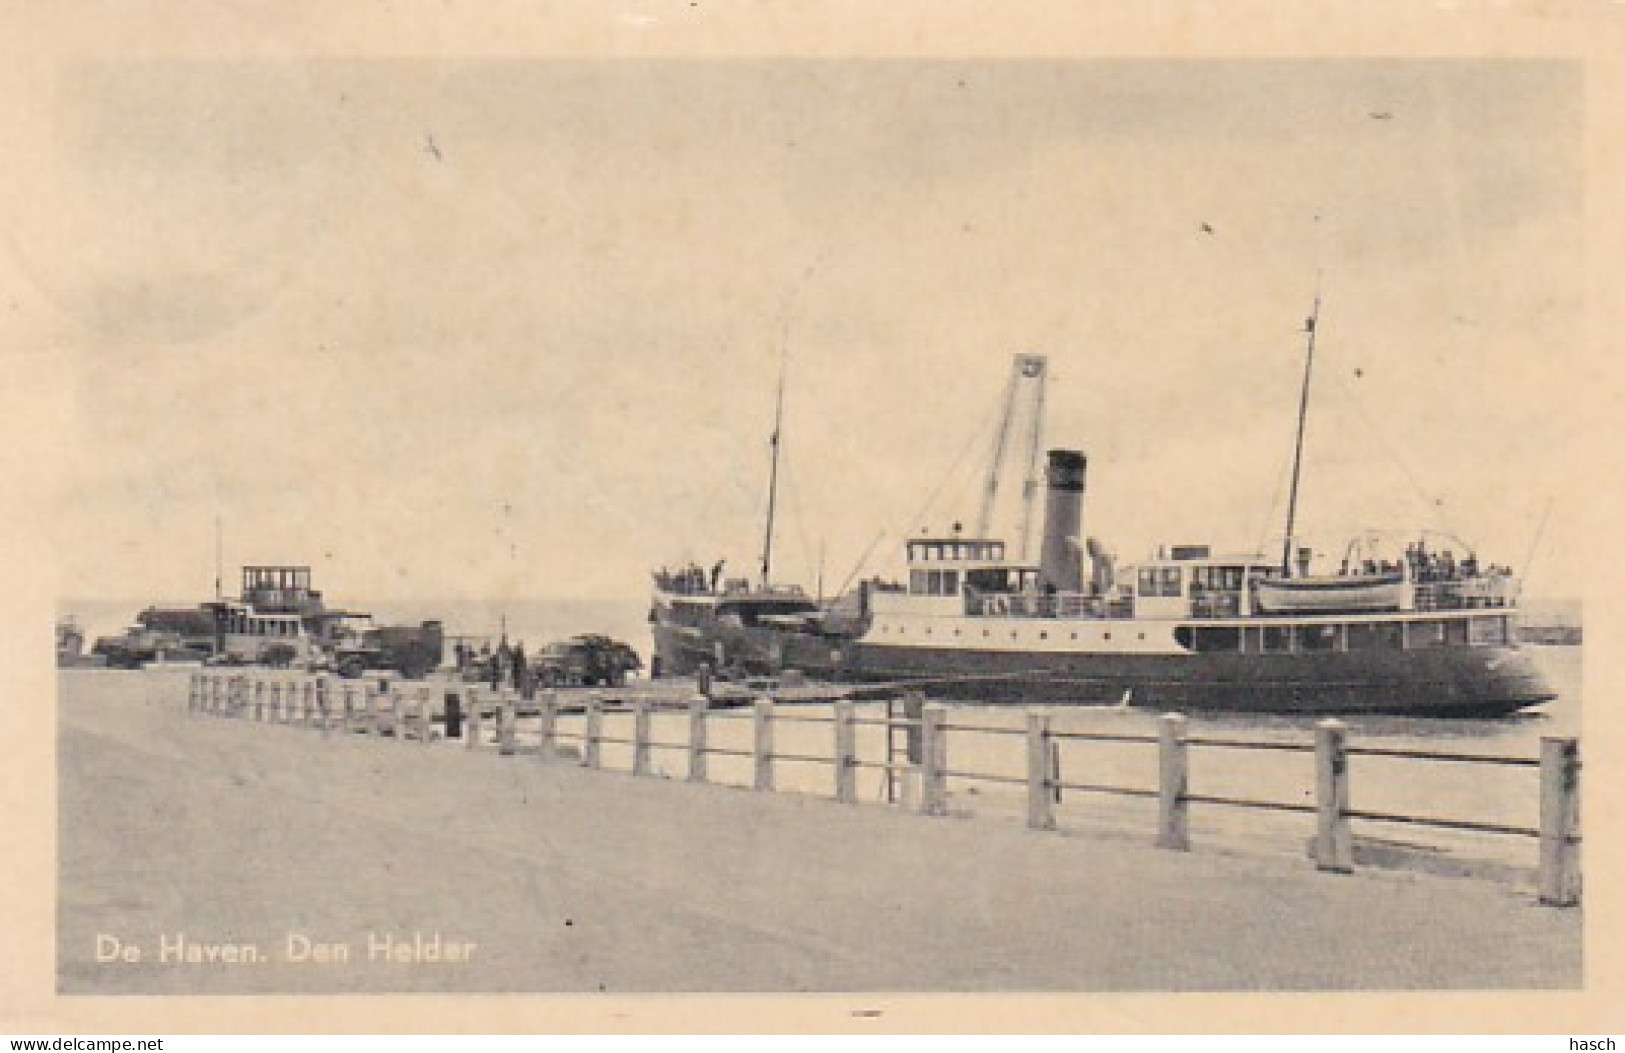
(843, 642), (1554, 717)
(652, 621), (1555, 717)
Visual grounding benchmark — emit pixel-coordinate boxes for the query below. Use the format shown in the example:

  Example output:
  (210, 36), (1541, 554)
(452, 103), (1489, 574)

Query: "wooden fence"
(187, 672), (1582, 907)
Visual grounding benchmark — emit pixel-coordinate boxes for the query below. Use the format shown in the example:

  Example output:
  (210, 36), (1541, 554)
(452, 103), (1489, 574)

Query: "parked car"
(534, 634), (643, 687)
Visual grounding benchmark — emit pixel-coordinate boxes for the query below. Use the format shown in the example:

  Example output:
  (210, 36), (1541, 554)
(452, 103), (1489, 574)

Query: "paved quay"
(58, 672), (1581, 993)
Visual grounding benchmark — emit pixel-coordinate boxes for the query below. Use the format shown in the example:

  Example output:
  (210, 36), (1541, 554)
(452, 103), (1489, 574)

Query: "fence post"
(275, 681), (288, 723)
(1539, 736), (1581, 907)
(632, 697), (652, 776)
(498, 692), (517, 755)
(466, 689), (483, 751)
(753, 698), (775, 792)
(253, 679), (265, 721)
(687, 695), (708, 783)
(365, 682), (379, 733)
(1027, 710), (1055, 830)
(187, 674), (199, 713)
(582, 695), (602, 769)
(537, 692), (557, 760)
(834, 699), (856, 803)
(417, 689), (433, 746)
(921, 703), (948, 816)
(392, 690), (407, 743)
(1315, 718), (1353, 873)
(318, 677), (332, 739)
(1157, 713), (1191, 850)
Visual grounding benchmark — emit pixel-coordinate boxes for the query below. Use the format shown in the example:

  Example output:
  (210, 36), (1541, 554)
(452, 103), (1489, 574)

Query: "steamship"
(834, 447), (1549, 715)
(650, 323), (1555, 716)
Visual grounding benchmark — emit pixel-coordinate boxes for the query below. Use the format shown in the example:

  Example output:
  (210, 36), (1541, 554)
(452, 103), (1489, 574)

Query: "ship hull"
(843, 640), (1553, 717)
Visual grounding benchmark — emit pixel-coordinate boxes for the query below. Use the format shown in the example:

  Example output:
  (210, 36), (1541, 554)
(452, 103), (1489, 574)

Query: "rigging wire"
(1323, 369), (1455, 536)
(904, 391), (1009, 540)
(833, 529), (890, 600)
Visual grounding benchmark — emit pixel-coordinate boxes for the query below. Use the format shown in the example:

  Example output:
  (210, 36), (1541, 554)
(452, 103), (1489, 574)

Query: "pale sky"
(8, 59), (1585, 614)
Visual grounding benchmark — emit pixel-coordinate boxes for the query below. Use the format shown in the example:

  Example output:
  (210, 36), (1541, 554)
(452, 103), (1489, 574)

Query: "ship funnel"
(1039, 449), (1087, 594)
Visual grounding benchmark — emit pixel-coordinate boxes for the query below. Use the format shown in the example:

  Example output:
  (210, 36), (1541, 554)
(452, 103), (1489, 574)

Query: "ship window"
(942, 571), (959, 595)
(1347, 622), (1402, 650)
(1176, 625), (1240, 652)
(910, 570), (929, 594)
(1469, 616), (1508, 646)
(1138, 567), (1185, 598)
(1405, 620), (1447, 648)
(1444, 618), (1469, 646)
(1263, 625), (1293, 652)
(1301, 623), (1340, 651)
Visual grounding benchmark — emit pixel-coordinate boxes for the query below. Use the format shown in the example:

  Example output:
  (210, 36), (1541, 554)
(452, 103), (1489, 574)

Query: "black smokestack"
(1039, 449), (1087, 594)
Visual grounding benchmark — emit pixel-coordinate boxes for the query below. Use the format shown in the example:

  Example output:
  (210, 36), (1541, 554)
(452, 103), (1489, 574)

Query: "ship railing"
(1412, 579), (1518, 612)
(973, 591), (1110, 619)
(184, 670), (1583, 907)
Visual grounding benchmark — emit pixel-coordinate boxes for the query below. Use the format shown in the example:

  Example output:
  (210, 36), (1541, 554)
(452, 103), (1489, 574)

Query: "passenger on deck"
(493, 638), (510, 691)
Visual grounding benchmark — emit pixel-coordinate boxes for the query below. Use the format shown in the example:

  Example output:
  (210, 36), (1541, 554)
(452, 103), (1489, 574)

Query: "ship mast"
(760, 329), (788, 589)
(1281, 284), (1323, 577)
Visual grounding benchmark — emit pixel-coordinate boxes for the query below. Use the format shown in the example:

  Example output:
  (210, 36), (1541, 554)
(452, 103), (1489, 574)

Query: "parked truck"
(332, 619), (445, 680)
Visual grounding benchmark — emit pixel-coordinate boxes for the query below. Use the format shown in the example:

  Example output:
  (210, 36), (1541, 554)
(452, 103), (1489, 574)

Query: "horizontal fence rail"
(186, 672), (1584, 907)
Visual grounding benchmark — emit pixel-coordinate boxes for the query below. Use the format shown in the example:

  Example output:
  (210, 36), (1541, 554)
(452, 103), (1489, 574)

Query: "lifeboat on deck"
(1252, 572), (1406, 614)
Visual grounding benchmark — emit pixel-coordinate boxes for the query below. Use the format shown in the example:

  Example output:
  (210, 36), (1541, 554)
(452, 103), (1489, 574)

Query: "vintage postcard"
(2, 0), (1621, 1036)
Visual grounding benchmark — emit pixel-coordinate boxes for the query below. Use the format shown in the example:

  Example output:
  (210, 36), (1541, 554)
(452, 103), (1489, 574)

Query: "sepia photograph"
(3, 1), (1620, 1037)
